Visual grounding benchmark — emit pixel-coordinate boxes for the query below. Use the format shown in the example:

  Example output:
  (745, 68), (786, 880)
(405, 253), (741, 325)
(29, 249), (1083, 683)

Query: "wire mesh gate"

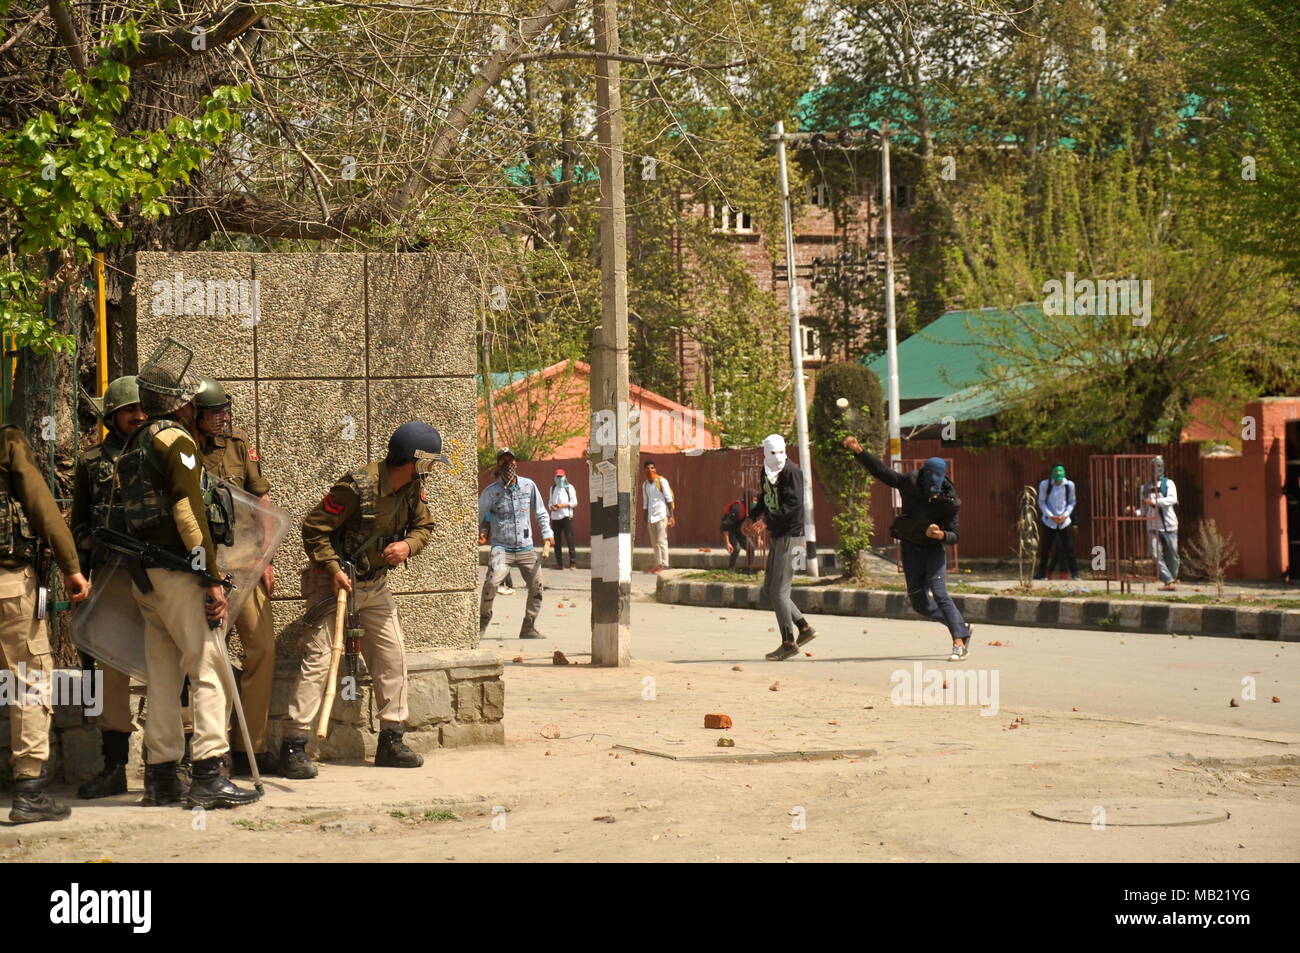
(1088, 454), (1159, 592)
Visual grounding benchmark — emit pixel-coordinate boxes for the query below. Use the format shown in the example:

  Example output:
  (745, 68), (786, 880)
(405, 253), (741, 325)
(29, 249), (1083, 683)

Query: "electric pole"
(589, 0), (633, 665)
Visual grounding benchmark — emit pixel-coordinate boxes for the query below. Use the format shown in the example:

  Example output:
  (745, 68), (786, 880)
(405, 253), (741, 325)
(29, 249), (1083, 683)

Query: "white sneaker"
(498, 585), (515, 595)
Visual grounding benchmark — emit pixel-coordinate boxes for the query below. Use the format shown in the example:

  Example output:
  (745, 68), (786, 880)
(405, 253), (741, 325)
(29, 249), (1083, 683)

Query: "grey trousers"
(762, 534), (805, 640)
(480, 548), (544, 630)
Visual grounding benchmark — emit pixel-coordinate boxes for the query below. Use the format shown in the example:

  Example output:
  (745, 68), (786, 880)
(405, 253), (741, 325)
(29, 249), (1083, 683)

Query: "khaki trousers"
(231, 582), (274, 753)
(0, 566), (51, 779)
(95, 663), (135, 735)
(285, 570), (409, 735)
(648, 518), (670, 568)
(134, 567), (231, 764)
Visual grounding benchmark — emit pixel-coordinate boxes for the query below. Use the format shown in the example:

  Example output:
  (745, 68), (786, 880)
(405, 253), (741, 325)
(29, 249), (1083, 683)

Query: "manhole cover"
(1031, 801), (1230, 827)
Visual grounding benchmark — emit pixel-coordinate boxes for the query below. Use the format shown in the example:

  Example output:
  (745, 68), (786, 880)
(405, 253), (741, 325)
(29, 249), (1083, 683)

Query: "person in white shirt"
(1140, 455), (1180, 590)
(1034, 464), (1080, 580)
(640, 460), (675, 573)
(548, 468), (579, 569)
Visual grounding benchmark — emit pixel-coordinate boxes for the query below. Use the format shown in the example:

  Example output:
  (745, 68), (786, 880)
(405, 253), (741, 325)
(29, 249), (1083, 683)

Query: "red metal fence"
(481, 440), (1205, 563)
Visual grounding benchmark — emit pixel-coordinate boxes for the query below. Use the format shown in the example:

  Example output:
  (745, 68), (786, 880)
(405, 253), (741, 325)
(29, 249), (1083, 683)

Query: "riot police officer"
(71, 375), (148, 799)
(190, 378), (277, 777)
(1, 426), (91, 822)
(280, 422), (443, 778)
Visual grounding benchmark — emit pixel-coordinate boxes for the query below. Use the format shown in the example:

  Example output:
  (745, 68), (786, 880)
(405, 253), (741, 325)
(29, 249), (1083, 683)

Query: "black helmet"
(387, 422), (449, 468)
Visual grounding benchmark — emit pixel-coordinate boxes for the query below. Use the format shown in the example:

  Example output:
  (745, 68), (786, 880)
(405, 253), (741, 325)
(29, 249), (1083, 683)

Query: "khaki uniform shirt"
(0, 426), (78, 575)
(302, 461), (434, 579)
(198, 427), (270, 497)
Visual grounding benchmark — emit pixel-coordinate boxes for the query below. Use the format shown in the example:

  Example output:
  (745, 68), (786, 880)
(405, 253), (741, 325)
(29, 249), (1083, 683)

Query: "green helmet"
(137, 337), (202, 417)
(194, 377), (231, 411)
(102, 375), (140, 417)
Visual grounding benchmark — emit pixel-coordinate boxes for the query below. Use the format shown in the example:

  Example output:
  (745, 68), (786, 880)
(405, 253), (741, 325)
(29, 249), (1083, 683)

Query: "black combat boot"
(278, 735), (318, 779)
(77, 729), (130, 799)
(177, 731), (194, 790)
(519, 624), (545, 639)
(374, 727), (423, 768)
(9, 777), (71, 824)
(142, 762), (185, 807)
(795, 618), (817, 648)
(186, 757), (259, 809)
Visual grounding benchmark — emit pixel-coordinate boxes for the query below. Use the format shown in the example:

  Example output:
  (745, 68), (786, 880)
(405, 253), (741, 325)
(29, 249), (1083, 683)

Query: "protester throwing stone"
(843, 436), (972, 661)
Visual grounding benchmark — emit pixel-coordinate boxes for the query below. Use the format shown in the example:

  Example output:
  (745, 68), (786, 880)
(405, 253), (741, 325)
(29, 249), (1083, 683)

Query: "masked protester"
(720, 499), (754, 572)
(1034, 464), (1080, 581)
(282, 421), (445, 778)
(742, 434), (816, 660)
(548, 469), (579, 569)
(844, 436), (973, 661)
(70, 376), (147, 800)
(477, 448), (553, 638)
(1140, 455), (1180, 590)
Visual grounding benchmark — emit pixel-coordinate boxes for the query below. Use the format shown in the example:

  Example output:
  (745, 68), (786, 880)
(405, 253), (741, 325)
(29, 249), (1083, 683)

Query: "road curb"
(655, 578), (1300, 641)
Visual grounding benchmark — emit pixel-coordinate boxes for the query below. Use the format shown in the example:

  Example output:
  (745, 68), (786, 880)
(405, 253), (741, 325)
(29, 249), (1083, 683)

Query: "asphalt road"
(481, 566), (1299, 737)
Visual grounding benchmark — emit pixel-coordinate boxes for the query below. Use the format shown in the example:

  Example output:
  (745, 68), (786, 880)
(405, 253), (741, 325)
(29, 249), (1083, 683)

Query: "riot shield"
(73, 482), (291, 682)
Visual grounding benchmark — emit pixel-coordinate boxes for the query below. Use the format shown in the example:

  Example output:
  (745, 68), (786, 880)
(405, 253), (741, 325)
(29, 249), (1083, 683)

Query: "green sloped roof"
(897, 382), (1008, 426)
(864, 304), (1043, 401)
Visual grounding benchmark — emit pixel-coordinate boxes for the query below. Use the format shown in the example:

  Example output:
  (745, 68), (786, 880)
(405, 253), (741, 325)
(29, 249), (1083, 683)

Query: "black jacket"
(854, 450), (960, 547)
(748, 462), (804, 538)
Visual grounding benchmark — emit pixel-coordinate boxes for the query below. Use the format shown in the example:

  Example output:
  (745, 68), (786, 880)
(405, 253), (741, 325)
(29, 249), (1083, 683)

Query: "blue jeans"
(1150, 530), (1179, 583)
(900, 540), (969, 641)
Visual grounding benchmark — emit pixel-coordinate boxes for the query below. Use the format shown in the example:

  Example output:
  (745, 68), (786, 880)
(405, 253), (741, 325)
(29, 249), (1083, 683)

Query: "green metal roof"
(896, 382), (1007, 427)
(864, 304), (1043, 401)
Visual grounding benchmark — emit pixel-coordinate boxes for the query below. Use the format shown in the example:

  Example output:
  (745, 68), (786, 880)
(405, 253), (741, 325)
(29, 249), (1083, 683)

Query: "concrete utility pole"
(589, 0), (633, 666)
(773, 121), (819, 577)
(880, 119), (903, 499)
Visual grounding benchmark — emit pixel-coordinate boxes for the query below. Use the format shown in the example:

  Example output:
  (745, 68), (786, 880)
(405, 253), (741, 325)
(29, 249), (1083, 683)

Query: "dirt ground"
(5, 647), (1298, 863)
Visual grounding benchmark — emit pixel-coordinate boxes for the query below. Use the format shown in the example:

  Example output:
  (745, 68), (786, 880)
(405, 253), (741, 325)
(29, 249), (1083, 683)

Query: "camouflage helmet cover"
(136, 337), (202, 417)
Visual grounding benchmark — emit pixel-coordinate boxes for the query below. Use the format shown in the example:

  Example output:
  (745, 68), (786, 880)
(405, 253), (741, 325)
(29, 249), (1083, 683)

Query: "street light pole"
(774, 120), (819, 578)
(880, 119), (903, 496)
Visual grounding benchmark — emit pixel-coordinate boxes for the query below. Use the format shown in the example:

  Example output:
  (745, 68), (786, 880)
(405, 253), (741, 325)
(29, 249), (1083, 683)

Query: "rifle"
(92, 526), (235, 628)
(344, 561), (363, 680)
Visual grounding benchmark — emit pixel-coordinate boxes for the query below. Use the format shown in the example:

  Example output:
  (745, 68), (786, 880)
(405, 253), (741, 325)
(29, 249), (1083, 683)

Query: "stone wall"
(90, 252), (506, 762)
(126, 252), (480, 652)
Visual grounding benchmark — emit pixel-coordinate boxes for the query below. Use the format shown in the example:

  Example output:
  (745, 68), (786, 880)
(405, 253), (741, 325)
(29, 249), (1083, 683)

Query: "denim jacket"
(478, 475), (553, 552)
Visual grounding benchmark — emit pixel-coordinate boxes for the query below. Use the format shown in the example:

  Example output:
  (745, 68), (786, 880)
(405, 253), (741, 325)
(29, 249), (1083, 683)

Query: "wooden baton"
(316, 587), (349, 741)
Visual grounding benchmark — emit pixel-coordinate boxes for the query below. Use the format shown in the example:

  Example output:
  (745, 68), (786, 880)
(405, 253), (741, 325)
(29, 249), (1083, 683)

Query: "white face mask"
(762, 434), (786, 483)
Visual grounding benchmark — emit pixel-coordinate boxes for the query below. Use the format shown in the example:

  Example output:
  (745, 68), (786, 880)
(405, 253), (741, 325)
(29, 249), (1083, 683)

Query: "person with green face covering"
(1035, 463), (1079, 580)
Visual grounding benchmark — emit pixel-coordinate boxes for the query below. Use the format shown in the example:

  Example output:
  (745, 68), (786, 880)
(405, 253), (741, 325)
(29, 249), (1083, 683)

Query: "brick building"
(671, 150), (918, 397)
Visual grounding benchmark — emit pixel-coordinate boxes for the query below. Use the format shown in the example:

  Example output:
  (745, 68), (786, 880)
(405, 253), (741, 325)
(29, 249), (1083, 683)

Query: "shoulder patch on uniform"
(247, 446), (260, 462)
(420, 488), (428, 503)
(180, 451), (196, 470)
(322, 491), (345, 515)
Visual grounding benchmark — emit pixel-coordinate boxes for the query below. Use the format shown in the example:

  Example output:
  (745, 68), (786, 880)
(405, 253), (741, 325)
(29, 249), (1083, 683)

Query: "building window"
(894, 183), (912, 209)
(802, 324), (823, 360)
(806, 181), (830, 208)
(711, 203), (754, 233)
